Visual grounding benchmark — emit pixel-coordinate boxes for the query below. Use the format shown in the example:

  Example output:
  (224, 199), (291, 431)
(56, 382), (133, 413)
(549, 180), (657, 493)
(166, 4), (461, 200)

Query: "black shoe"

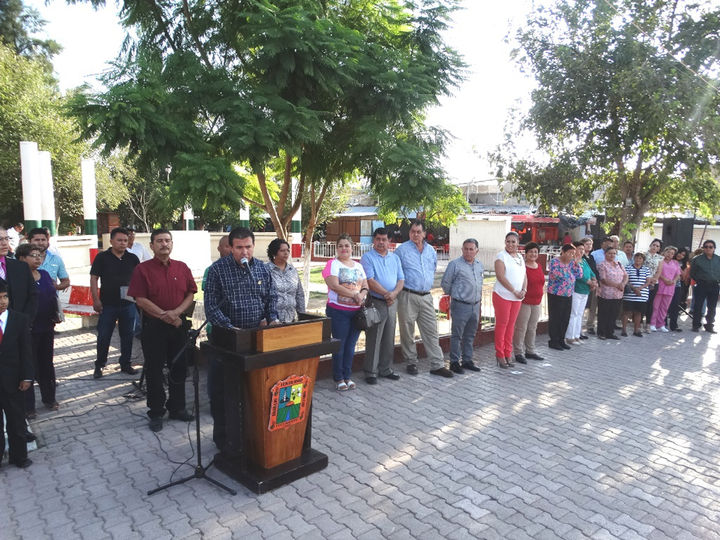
(620, 331), (628, 337)
(704, 325), (717, 334)
(462, 362), (481, 372)
(579, 335), (589, 340)
(607, 335), (620, 340)
(514, 355), (527, 365)
(168, 410), (195, 422)
(10, 458), (32, 469)
(24, 432), (37, 443)
(548, 342), (564, 351)
(525, 352), (545, 361)
(380, 372), (400, 380)
(149, 418), (163, 432)
(406, 364), (419, 375)
(587, 328), (596, 335)
(560, 343), (571, 350)
(93, 367), (103, 379)
(614, 324), (622, 330)
(691, 327), (700, 332)
(365, 376), (378, 385)
(429, 367), (454, 378)
(633, 332), (643, 337)
(120, 365), (137, 375)
(450, 363), (465, 374)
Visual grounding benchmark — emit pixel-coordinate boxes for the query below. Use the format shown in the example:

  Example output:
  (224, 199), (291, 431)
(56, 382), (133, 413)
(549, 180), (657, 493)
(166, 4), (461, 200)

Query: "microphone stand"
(148, 317), (236, 496)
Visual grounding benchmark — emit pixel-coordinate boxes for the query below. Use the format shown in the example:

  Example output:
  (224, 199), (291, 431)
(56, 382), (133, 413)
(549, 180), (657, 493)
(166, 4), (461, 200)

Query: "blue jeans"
(96, 303), (136, 369)
(326, 305), (361, 381)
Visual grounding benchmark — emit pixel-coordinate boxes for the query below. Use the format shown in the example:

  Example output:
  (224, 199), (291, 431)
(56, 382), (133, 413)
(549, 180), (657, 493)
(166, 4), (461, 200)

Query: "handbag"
(352, 296), (382, 330)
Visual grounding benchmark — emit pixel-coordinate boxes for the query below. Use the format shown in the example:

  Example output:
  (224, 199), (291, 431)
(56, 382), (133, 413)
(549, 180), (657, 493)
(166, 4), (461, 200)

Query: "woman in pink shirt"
(597, 247), (628, 340)
(650, 246), (680, 332)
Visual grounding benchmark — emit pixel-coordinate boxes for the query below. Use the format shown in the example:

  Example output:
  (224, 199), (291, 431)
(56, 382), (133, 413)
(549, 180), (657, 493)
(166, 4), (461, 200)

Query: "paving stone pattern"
(2, 319), (719, 539)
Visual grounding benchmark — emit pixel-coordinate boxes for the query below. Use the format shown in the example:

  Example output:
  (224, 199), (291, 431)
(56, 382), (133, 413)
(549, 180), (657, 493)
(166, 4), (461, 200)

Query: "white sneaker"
(649, 325), (657, 332)
(659, 326), (669, 332)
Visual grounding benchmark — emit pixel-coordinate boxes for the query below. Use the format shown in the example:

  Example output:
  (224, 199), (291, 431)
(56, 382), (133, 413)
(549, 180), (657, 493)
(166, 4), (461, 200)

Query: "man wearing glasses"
(690, 240), (720, 333)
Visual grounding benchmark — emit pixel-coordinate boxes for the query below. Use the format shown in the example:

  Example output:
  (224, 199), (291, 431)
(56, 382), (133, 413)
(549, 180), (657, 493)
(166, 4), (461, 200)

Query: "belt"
(452, 298), (479, 306)
(697, 280), (720, 286)
(403, 287), (431, 296)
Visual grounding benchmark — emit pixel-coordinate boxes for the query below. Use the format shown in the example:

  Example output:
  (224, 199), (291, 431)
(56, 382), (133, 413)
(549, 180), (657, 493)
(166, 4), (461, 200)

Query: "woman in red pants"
(492, 232), (527, 368)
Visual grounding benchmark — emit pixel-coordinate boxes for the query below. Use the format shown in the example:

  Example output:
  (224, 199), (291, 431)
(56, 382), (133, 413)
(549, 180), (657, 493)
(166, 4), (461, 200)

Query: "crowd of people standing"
(3, 218), (720, 468)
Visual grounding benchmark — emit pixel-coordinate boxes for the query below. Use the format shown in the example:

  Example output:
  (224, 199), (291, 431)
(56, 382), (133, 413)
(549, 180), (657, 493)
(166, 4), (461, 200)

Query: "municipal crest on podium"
(268, 375), (310, 431)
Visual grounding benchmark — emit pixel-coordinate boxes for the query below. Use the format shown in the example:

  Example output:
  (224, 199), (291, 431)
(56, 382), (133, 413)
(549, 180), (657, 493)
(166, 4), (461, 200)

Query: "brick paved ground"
(2, 316), (719, 539)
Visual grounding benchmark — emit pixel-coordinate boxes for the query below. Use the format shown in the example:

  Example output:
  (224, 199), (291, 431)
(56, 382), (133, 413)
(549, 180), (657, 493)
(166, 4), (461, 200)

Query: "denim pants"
(449, 300), (479, 365)
(96, 302), (136, 369)
(326, 305), (361, 381)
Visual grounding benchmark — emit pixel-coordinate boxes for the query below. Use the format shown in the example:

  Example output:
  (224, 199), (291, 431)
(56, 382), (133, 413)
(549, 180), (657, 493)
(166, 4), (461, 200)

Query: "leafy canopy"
(69, 0), (465, 233)
(494, 0), (720, 235)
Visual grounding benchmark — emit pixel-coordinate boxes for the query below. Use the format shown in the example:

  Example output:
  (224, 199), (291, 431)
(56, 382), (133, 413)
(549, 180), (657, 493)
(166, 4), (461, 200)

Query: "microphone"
(240, 257), (251, 272)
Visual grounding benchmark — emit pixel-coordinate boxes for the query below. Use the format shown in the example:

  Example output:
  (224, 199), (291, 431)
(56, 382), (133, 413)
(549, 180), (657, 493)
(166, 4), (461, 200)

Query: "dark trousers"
(96, 303), (135, 369)
(667, 284), (689, 330)
(1, 386), (28, 463)
(692, 281), (719, 330)
(547, 293), (572, 346)
(206, 354), (225, 450)
(598, 297), (622, 337)
(141, 316), (189, 418)
(24, 330), (56, 412)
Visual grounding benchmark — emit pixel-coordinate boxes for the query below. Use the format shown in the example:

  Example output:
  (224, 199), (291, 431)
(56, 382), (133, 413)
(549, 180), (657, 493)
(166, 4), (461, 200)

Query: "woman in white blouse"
(493, 232), (527, 368)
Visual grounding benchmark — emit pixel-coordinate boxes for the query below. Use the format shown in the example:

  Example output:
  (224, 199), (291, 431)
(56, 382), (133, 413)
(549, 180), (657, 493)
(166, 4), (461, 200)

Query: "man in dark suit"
(0, 227), (37, 319)
(0, 280), (34, 468)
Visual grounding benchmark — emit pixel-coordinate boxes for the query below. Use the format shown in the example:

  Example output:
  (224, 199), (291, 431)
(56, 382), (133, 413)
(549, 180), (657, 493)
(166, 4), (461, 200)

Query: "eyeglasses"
(703, 245), (715, 249)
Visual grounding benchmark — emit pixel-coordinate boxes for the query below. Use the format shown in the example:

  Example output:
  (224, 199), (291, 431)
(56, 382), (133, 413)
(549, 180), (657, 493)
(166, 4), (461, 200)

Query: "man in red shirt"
(128, 229), (197, 432)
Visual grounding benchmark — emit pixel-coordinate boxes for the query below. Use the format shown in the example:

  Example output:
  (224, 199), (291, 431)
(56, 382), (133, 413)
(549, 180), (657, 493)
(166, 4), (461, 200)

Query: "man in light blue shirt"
(394, 221), (452, 378)
(360, 228), (405, 385)
(28, 228), (70, 291)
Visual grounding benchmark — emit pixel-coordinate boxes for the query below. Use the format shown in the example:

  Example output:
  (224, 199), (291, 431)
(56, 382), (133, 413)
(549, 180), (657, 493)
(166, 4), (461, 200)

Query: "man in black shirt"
(90, 227), (140, 378)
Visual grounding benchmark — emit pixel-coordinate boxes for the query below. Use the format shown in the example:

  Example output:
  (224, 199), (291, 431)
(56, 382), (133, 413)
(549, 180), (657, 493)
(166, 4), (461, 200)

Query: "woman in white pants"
(566, 241), (597, 343)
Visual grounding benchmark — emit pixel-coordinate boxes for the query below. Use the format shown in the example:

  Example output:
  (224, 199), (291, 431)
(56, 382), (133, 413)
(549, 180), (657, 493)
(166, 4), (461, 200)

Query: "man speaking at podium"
(204, 227), (279, 450)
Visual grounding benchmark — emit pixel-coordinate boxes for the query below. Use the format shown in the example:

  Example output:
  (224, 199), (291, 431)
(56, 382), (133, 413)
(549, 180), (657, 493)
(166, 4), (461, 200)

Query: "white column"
(38, 150), (57, 235)
(81, 158), (98, 235)
(19, 141), (42, 229)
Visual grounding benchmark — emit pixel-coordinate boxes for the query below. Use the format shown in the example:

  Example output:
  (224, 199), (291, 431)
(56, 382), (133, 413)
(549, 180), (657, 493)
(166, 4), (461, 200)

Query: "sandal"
(336, 381), (348, 391)
(345, 379), (356, 390)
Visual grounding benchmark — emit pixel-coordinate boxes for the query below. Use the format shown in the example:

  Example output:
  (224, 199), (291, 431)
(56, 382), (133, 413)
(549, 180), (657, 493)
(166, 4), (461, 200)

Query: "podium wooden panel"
(203, 314), (338, 494)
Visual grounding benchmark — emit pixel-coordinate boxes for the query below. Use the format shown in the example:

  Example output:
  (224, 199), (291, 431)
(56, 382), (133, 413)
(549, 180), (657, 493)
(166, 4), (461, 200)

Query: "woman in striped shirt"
(622, 253), (653, 337)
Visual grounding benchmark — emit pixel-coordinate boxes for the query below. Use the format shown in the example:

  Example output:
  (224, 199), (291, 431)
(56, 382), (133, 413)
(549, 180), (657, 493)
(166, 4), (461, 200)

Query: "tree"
(0, 0), (60, 64)
(0, 43), (88, 231)
(69, 0), (464, 249)
(493, 0), (720, 237)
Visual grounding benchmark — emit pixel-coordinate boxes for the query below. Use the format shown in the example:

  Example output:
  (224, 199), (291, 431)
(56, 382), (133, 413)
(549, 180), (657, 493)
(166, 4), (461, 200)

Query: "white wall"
(450, 215), (511, 268)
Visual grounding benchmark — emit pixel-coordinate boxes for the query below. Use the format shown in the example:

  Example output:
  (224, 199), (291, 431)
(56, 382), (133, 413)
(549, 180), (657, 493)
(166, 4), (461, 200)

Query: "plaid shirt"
(204, 255), (278, 329)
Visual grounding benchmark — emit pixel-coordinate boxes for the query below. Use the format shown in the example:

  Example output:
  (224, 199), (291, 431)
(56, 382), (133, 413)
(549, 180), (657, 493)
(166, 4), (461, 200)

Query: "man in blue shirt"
(360, 228), (405, 385)
(204, 227), (279, 450)
(394, 221), (453, 378)
(28, 228), (70, 292)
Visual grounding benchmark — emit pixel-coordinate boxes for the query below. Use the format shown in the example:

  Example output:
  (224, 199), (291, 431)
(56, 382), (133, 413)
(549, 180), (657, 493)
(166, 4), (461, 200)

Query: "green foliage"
(69, 0), (465, 236)
(495, 0), (720, 235)
(0, 0), (60, 66)
(0, 43), (87, 228)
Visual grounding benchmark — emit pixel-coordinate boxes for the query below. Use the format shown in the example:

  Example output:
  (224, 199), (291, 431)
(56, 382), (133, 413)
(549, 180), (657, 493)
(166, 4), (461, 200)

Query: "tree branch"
(181, 0), (213, 69)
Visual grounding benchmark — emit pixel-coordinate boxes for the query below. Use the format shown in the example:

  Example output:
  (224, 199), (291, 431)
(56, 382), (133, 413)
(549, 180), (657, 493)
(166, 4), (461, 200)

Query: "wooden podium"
(202, 313), (339, 494)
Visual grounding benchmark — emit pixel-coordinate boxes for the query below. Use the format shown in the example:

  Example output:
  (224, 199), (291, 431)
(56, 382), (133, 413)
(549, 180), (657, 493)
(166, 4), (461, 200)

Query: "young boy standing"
(0, 280), (34, 468)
